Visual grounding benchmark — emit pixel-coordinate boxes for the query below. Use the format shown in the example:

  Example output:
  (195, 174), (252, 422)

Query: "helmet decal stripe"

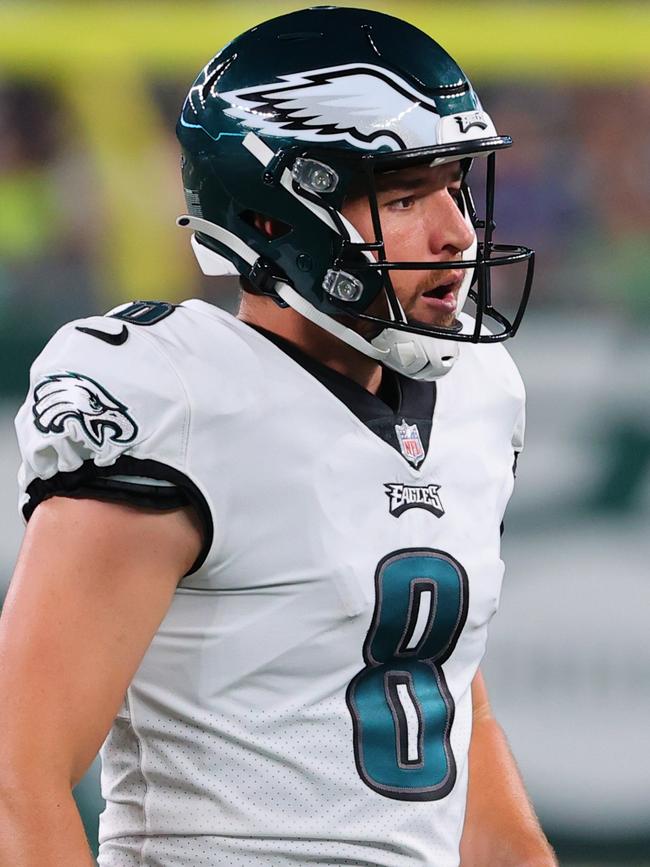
(221, 63), (448, 152)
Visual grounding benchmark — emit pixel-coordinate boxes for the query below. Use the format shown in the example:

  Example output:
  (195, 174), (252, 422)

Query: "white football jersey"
(15, 300), (525, 867)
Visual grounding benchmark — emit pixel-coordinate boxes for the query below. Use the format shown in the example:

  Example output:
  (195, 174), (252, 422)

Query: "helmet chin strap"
(369, 292), (461, 381)
(272, 280), (456, 380)
(180, 215), (464, 381)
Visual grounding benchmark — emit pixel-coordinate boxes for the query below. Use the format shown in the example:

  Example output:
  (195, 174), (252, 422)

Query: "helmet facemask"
(313, 145), (535, 345)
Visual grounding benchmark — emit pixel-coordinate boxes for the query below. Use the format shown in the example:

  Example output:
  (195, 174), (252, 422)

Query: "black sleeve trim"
(59, 477), (190, 511)
(23, 456), (213, 576)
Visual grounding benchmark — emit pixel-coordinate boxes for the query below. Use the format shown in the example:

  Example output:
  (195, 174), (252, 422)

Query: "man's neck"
(237, 294), (383, 395)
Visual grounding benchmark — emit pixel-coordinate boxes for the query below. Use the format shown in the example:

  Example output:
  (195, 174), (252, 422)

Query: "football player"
(0, 7), (556, 866)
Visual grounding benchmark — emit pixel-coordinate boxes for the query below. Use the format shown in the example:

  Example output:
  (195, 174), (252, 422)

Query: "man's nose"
(427, 191), (475, 256)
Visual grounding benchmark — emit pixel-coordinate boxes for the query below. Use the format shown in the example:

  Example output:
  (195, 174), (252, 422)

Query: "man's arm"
(0, 496), (202, 867)
(460, 670), (558, 867)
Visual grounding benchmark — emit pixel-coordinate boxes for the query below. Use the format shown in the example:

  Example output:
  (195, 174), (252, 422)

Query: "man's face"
(341, 160), (475, 329)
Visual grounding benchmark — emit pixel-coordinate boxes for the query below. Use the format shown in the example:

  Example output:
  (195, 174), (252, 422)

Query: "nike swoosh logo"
(76, 324), (129, 346)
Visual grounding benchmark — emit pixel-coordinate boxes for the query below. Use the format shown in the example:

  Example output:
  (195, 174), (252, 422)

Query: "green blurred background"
(1, 2), (649, 864)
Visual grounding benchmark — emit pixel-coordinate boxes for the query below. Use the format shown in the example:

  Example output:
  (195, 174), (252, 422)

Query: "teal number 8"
(346, 548), (469, 801)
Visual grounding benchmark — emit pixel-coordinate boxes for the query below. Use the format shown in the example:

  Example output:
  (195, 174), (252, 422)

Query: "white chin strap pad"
(371, 328), (460, 380)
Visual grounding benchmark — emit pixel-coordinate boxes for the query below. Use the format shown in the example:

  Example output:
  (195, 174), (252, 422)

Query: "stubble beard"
(341, 300), (458, 343)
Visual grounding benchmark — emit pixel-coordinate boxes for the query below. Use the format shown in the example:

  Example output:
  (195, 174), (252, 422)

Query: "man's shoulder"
(38, 299), (264, 378)
(103, 298), (246, 351)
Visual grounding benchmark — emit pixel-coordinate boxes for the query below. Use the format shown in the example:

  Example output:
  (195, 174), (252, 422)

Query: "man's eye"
(387, 196), (415, 211)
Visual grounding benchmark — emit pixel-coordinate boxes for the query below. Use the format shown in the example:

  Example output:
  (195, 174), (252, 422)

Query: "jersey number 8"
(346, 548), (469, 801)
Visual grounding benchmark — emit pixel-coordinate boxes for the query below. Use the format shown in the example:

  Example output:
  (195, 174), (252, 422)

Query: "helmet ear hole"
(239, 210), (293, 240)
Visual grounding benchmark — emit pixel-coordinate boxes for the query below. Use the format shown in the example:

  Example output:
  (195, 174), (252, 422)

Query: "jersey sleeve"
(14, 316), (212, 573)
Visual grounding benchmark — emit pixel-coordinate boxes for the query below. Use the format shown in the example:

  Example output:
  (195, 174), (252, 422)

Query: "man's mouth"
(421, 274), (462, 313)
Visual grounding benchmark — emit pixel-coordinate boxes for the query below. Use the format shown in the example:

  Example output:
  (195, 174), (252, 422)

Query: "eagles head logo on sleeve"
(32, 372), (138, 448)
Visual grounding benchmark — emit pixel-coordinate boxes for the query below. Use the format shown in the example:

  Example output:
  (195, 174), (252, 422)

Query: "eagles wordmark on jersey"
(15, 300), (524, 866)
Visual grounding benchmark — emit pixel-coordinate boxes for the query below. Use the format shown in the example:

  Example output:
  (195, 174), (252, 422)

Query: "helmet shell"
(177, 6), (484, 314)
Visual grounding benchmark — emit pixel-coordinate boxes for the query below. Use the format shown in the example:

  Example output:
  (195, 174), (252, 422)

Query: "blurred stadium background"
(1, 2), (648, 864)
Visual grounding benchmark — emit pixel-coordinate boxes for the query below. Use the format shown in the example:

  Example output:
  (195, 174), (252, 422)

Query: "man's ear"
(249, 212), (291, 239)
(251, 213), (274, 237)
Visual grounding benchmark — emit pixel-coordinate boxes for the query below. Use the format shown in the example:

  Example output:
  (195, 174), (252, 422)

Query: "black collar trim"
(249, 324), (436, 468)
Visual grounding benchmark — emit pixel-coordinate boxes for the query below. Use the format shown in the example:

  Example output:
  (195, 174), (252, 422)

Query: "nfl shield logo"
(394, 419), (425, 467)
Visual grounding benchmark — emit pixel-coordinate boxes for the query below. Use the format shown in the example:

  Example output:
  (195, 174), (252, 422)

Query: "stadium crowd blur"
(1, 77), (649, 397)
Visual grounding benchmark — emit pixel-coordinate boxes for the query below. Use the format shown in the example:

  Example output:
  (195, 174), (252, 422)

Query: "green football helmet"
(176, 6), (534, 379)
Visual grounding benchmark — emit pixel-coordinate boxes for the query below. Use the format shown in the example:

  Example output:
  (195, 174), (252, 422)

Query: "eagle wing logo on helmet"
(219, 63), (443, 152)
(32, 372), (138, 448)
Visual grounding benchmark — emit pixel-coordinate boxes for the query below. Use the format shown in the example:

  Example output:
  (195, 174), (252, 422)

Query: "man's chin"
(408, 312), (461, 333)
(336, 302), (461, 340)
(407, 297), (462, 331)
